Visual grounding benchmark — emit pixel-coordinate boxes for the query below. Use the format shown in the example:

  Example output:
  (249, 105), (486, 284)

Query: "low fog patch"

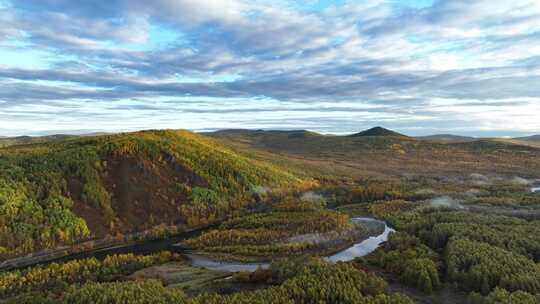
(464, 189), (485, 198)
(469, 174), (535, 187)
(288, 233), (329, 244)
(511, 177), (532, 185)
(415, 188), (437, 195)
(251, 186), (271, 203)
(251, 186), (270, 195)
(470, 173), (491, 186)
(301, 191), (326, 203)
(429, 196), (464, 209)
(286, 222), (368, 247)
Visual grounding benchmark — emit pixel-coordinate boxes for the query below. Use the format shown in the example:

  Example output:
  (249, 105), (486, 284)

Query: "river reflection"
(188, 217), (393, 272)
(325, 218), (394, 263)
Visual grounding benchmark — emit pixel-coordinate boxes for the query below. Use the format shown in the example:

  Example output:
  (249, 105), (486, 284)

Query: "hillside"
(209, 129), (540, 179)
(415, 134), (477, 143)
(0, 130), (304, 259)
(493, 138), (540, 149)
(515, 135), (540, 142)
(348, 127), (407, 138)
(211, 129), (323, 140)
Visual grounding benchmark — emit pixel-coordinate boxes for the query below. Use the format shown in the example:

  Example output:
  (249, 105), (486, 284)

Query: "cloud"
(0, 0), (539, 136)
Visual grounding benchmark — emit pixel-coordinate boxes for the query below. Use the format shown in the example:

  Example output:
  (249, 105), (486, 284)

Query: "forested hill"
(0, 130), (305, 260)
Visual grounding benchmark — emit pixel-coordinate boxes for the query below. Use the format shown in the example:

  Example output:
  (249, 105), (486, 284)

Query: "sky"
(0, 0), (539, 137)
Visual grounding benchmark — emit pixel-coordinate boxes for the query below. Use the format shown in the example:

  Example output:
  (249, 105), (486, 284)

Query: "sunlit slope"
(494, 138), (540, 148)
(0, 130), (304, 259)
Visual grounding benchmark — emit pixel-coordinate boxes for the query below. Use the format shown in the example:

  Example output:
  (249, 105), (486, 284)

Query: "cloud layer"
(0, 0), (539, 136)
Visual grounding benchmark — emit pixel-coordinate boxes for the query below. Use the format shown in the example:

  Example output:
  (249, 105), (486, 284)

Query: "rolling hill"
(348, 126), (408, 138)
(209, 129), (540, 179)
(0, 130), (304, 259)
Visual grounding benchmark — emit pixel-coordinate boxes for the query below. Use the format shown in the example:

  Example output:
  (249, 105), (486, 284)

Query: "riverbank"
(0, 217), (393, 274)
(186, 217), (392, 272)
(0, 223), (212, 272)
(180, 222), (380, 263)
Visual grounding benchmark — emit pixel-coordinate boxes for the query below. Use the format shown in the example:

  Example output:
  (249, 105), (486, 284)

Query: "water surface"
(325, 218), (394, 263)
(188, 217), (393, 272)
(3, 217), (393, 273)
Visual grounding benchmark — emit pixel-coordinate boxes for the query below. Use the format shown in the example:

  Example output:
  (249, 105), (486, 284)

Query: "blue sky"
(0, 0), (539, 137)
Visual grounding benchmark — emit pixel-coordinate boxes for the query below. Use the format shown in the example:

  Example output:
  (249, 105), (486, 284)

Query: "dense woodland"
(373, 196), (540, 301)
(363, 232), (441, 293)
(3, 255), (414, 304)
(0, 251), (181, 298)
(1, 130), (540, 303)
(0, 130), (306, 259)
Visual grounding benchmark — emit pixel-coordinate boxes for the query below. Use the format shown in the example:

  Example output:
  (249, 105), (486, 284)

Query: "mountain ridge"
(3, 129), (540, 147)
(348, 126), (408, 138)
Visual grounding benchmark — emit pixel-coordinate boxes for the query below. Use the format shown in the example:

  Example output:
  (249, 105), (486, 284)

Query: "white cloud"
(0, 0), (539, 136)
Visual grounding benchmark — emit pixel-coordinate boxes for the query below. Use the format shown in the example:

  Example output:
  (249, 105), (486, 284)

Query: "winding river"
(187, 217), (394, 272)
(325, 217), (394, 263)
(0, 217), (393, 273)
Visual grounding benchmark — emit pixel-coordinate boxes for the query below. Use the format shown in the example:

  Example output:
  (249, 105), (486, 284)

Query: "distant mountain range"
(1, 127), (540, 148)
(0, 134), (76, 147)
